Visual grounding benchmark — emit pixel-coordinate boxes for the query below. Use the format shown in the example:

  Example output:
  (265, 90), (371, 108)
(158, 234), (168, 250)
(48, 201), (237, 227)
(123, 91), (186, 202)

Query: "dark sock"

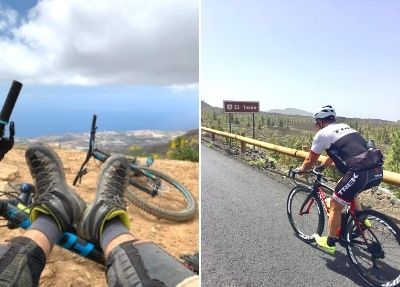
(29, 214), (62, 245)
(100, 218), (130, 251)
(327, 236), (336, 247)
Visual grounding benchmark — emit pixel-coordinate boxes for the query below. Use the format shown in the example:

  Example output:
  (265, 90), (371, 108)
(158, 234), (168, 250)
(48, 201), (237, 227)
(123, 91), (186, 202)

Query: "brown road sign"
(223, 100), (260, 113)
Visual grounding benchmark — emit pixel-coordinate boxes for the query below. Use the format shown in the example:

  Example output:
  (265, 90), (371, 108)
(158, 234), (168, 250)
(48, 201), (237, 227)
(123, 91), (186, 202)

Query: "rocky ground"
(202, 135), (400, 223)
(0, 145), (198, 287)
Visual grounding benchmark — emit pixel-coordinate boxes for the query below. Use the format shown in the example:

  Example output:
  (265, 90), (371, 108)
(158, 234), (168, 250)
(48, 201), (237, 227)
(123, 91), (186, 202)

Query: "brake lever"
(9, 121), (15, 140)
(288, 167), (293, 178)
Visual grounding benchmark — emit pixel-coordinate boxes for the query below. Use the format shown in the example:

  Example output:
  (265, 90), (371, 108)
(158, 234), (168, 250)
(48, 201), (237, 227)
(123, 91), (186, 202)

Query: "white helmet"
(313, 105), (336, 120)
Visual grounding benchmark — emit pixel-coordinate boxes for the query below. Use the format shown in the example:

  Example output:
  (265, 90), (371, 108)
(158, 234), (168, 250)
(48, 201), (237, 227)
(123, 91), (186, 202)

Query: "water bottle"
(366, 139), (376, 150)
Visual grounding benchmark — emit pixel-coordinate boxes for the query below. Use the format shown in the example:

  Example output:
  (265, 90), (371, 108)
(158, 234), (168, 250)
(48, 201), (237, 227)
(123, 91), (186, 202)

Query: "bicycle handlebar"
(0, 81), (22, 137)
(89, 114), (97, 153)
(288, 166), (326, 185)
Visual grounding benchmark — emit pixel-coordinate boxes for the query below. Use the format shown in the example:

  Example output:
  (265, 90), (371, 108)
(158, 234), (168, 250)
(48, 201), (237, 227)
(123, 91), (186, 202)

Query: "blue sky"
(0, 0), (37, 13)
(0, 0), (198, 137)
(0, 84), (198, 137)
(201, 1), (400, 121)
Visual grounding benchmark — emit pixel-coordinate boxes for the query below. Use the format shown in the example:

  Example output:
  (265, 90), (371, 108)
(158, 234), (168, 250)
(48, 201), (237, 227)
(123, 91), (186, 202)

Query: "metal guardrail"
(202, 126), (400, 187)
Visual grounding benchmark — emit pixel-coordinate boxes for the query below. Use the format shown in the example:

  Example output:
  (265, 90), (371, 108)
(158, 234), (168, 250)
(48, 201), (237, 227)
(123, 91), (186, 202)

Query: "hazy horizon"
(201, 100), (398, 122)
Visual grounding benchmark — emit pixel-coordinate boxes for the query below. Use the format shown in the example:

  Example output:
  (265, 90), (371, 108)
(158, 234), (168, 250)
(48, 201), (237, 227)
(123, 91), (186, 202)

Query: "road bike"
(73, 114), (197, 222)
(287, 167), (400, 287)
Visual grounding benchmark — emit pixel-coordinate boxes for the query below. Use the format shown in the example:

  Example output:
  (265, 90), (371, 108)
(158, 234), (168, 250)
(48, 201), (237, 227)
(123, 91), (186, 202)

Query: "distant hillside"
(16, 130), (185, 154)
(201, 100), (223, 112)
(269, 108), (313, 117)
(201, 101), (312, 117)
(140, 129), (199, 159)
(201, 101), (213, 110)
(201, 101), (398, 125)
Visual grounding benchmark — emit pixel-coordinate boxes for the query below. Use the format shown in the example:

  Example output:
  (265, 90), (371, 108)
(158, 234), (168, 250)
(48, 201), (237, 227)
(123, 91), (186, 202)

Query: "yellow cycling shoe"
(314, 234), (336, 255)
(363, 218), (372, 228)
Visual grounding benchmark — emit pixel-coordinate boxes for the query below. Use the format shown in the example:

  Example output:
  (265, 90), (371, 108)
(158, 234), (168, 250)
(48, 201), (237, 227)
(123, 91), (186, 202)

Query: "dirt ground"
(0, 145), (199, 287)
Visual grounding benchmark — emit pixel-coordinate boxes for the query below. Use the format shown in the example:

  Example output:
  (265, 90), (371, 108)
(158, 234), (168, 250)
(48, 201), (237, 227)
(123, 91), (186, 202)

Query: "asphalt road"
(201, 144), (370, 286)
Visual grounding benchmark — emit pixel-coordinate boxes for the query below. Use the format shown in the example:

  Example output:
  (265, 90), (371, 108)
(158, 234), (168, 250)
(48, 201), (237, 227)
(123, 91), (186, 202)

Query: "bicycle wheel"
(125, 167), (197, 222)
(345, 210), (400, 287)
(287, 185), (325, 243)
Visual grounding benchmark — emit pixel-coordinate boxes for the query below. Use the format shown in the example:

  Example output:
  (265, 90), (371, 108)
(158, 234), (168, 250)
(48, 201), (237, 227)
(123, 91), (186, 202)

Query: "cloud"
(168, 83), (198, 94)
(0, 0), (198, 86)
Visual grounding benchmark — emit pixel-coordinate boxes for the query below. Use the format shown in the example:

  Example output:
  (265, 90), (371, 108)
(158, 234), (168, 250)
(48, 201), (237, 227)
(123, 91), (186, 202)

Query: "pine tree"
(267, 117), (272, 127)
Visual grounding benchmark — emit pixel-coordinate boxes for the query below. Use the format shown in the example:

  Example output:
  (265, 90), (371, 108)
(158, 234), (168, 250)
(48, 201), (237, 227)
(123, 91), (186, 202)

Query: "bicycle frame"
(73, 114), (160, 196)
(296, 171), (331, 218)
(290, 168), (370, 247)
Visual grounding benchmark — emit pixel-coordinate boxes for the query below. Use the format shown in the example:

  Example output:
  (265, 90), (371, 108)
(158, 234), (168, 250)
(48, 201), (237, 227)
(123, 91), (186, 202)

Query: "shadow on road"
(321, 250), (370, 286)
(296, 240), (369, 286)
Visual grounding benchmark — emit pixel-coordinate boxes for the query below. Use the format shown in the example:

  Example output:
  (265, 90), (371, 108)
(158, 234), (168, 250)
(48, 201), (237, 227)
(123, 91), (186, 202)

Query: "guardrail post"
(298, 146), (310, 164)
(211, 126), (216, 141)
(240, 132), (246, 153)
(302, 146), (310, 152)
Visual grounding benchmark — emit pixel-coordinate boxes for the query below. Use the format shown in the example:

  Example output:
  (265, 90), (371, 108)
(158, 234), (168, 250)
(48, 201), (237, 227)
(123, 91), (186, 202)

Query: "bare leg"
(328, 199), (344, 238)
(23, 230), (52, 258)
(104, 233), (136, 259)
(354, 195), (362, 211)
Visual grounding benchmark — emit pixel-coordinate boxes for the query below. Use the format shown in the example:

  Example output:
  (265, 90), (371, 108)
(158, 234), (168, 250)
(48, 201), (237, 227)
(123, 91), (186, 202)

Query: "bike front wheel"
(287, 185), (325, 243)
(345, 209), (400, 287)
(125, 167), (197, 222)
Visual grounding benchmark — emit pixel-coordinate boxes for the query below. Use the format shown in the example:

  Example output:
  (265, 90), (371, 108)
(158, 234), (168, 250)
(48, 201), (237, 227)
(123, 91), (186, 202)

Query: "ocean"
(10, 108), (198, 138)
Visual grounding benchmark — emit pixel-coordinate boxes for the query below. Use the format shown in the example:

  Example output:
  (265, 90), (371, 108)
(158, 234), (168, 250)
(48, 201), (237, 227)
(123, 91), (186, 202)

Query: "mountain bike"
(286, 167), (400, 287)
(73, 114), (197, 222)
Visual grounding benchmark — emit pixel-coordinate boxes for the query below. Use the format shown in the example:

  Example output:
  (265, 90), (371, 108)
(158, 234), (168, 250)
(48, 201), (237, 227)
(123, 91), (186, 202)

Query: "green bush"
(168, 136), (199, 162)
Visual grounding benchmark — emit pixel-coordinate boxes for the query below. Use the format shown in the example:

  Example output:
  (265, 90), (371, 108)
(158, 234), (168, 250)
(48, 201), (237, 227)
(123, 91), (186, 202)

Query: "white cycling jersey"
(310, 122), (368, 174)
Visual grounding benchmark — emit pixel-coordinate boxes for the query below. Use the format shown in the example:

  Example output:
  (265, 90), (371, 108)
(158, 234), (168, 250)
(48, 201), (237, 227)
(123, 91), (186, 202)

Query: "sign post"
(223, 100), (260, 149)
(253, 113), (255, 140)
(228, 113), (233, 147)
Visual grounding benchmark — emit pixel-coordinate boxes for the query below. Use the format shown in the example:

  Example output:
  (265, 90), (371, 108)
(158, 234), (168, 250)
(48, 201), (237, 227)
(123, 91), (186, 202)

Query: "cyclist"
(0, 143), (198, 286)
(295, 105), (384, 254)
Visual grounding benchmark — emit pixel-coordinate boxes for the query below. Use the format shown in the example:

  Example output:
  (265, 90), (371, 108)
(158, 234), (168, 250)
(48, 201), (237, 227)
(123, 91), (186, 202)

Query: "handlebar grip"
(0, 81), (22, 135)
(91, 114), (97, 131)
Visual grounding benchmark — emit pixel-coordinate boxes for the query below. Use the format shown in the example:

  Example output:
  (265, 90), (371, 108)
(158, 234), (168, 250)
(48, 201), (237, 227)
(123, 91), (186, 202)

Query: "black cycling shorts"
(333, 166), (383, 205)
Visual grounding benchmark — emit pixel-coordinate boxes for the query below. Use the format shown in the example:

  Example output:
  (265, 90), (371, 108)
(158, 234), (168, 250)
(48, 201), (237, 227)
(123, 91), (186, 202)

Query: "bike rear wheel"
(345, 209), (400, 287)
(287, 185), (325, 243)
(125, 167), (197, 222)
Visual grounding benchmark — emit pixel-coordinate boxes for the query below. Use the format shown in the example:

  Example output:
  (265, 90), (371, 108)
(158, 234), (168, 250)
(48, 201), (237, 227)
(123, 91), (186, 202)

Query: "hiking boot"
(77, 155), (130, 244)
(25, 143), (86, 232)
(314, 234), (336, 255)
